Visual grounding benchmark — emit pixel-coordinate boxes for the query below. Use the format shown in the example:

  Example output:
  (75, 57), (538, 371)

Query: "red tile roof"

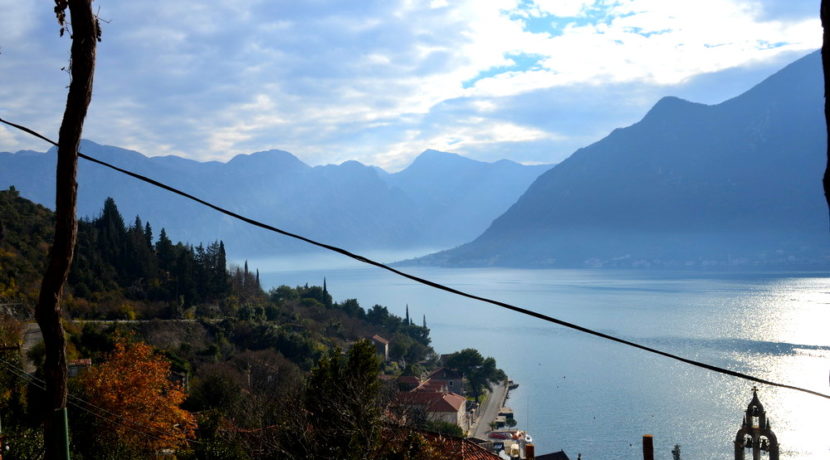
(416, 379), (448, 393)
(398, 375), (421, 385)
(419, 431), (501, 459)
(429, 367), (463, 380)
(383, 425), (500, 459)
(397, 391), (466, 413)
(371, 334), (389, 344)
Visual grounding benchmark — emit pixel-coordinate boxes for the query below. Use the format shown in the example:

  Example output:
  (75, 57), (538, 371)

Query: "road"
(470, 379), (509, 439)
(19, 319), (207, 373)
(21, 322), (42, 372)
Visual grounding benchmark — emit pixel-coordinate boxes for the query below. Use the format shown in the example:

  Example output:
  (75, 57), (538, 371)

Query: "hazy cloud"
(0, 0), (820, 168)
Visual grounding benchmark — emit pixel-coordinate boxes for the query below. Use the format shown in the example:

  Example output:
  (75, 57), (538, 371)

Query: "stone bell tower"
(734, 387), (779, 460)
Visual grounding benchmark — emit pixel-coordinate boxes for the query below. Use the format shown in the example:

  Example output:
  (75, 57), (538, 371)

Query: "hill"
(412, 51), (830, 269)
(0, 143), (549, 258)
(382, 150), (550, 245)
(1, 190), (502, 458)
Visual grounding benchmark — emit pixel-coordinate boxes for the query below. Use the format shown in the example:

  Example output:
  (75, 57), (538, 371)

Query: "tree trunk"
(36, 0), (97, 457)
(822, 1), (830, 217)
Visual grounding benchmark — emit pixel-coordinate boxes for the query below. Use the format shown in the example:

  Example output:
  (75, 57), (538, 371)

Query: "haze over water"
(253, 255), (830, 459)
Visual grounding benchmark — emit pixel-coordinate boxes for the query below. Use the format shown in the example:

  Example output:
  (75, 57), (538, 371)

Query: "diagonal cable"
(0, 357), (190, 444)
(2, 116), (829, 400)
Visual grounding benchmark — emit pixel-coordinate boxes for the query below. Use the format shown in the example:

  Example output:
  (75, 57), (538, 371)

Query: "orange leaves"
(76, 337), (196, 452)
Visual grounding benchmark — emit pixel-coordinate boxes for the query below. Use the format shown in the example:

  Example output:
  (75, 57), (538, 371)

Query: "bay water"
(252, 254), (830, 459)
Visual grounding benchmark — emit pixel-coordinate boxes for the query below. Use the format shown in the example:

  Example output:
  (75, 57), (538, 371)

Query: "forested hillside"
(2, 188), (498, 458)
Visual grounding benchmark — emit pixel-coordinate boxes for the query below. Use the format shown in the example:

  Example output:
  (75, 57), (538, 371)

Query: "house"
(415, 378), (449, 393)
(417, 430), (501, 459)
(370, 334), (389, 361)
(397, 375), (421, 391)
(395, 391), (468, 429)
(428, 367), (464, 395)
(384, 426), (500, 459)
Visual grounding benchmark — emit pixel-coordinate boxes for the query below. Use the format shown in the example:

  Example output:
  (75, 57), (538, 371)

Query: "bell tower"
(734, 387), (779, 460)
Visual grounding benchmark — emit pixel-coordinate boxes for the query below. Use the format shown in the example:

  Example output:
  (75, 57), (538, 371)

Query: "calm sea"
(251, 254), (830, 459)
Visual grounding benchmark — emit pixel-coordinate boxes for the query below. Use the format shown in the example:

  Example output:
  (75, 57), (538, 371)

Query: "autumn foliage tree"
(74, 336), (196, 456)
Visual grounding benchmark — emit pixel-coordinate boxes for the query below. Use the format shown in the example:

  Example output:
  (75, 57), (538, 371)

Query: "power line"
(0, 357), (200, 448)
(2, 116), (829, 401)
(0, 356), (198, 446)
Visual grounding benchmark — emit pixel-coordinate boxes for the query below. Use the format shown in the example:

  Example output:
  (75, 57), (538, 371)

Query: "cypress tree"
(144, 222), (153, 248)
(155, 228), (174, 271)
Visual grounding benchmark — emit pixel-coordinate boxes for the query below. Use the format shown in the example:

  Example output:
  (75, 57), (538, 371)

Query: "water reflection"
(254, 265), (830, 458)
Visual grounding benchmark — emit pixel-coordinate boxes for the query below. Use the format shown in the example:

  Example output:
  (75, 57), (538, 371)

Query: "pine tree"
(143, 222), (153, 248)
(155, 228), (175, 271)
(95, 197), (126, 269)
(303, 340), (382, 457)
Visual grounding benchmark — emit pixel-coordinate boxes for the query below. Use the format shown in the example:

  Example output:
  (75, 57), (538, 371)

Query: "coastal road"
(471, 380), (508, 439)
(22, 322), (42, 372)
(19, 319), (207, 373)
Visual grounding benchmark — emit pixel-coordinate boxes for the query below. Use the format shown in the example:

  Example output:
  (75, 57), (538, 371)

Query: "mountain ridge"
(0, 141), (550, 258)
(410, 50), (829, 269)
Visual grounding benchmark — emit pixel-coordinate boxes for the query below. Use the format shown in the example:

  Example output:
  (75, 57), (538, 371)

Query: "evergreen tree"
(124, 215), (156, 286)
(95, 197), (127, 270)
(445, 348), (506, 403)
(303, 340), (382, 457)
(143, 222), (153, 248)
(155, 228), (175, 272)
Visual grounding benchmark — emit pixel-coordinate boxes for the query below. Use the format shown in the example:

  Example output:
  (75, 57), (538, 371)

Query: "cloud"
(527, 0), (596, 17)
(0, 0), (821, 170)
(0, 1), (38, 43)
(465, 0), (820, 96)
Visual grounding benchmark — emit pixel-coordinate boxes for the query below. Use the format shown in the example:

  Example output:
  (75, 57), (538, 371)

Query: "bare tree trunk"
(822, 1), (830, 217)
(36, 0), (97, 457)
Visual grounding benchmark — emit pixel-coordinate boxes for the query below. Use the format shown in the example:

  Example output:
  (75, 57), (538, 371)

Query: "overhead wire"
(0, 355), (199, 446)
(1, 116), (829, 401)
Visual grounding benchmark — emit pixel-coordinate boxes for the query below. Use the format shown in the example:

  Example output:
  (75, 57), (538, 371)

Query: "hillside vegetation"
(2, 187), (500, 459)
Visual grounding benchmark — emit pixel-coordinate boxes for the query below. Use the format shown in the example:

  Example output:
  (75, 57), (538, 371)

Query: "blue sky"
(0, 0), (820, 171)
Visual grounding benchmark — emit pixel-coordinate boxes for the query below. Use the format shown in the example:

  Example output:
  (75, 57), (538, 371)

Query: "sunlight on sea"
(731, 277), (830, 460)
(254, 263), (830, 459)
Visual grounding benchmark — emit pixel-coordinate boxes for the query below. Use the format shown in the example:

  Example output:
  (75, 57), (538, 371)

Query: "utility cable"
(2, 116), (829, 400)
(0, 356), (198, 445)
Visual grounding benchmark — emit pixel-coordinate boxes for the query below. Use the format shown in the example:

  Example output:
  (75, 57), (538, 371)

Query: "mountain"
(413, 51), (830, 269)
(382, 150), (550, 246)
(0, 142), (549, 259)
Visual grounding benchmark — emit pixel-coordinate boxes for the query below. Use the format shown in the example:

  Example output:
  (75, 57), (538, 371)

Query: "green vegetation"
(0, 186), (53, 309)
(444, 348), (506, 403)
(0, 189), (506, 458)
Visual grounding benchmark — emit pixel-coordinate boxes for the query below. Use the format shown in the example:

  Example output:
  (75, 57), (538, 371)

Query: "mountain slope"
(415, 51), (829, 268)
(0, 142), (548, 258)
(382, 150), (551, 245)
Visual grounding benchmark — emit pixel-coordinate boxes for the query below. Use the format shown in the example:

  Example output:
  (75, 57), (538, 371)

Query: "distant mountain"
(0, 142), (549, 259)
(382, 150), (550, 246)
(413, 51), (830, 269)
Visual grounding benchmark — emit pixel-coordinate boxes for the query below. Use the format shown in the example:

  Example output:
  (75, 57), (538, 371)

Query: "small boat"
(508, 380), (519, 390)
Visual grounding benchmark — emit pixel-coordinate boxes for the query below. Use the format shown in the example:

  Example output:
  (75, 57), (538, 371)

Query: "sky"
(0, 0), (821, 171)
